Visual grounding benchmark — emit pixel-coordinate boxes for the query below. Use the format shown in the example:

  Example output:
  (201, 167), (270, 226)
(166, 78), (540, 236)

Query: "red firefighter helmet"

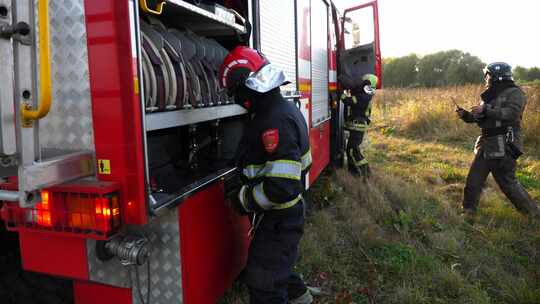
(219, 46), (289, 94)
(219, 46), (268, 92)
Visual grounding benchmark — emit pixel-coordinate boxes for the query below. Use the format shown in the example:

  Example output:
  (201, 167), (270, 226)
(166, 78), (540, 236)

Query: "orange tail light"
(1, 181), (121, 240)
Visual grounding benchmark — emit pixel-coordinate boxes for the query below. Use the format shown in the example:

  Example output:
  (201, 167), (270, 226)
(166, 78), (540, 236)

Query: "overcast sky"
(334, 0), (540, 68)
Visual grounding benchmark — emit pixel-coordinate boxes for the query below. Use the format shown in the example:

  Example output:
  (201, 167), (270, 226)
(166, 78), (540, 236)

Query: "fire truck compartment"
(138, 1), (249, 211)
(146, 118), (245, 211)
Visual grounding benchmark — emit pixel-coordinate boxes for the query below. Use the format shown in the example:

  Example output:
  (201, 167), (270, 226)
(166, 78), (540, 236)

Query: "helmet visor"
(245, 64), (290, 93)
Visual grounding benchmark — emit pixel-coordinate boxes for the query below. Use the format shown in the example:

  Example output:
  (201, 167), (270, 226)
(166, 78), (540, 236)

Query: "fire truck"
(0, 0), (381, 303)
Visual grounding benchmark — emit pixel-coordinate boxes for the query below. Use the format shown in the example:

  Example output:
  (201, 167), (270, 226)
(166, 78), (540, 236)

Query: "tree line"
(382, 49), (540, 88)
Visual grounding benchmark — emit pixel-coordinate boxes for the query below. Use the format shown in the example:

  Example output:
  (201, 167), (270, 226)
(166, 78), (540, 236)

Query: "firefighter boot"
(346, 148), (361, 177)
(460, 207), (477, 225)
(360, 163), (371, 179)
(289, 289), (313, 304)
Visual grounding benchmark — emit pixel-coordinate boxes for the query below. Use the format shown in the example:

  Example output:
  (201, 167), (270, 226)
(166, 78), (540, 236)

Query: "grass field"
(222, 84), (540, 304)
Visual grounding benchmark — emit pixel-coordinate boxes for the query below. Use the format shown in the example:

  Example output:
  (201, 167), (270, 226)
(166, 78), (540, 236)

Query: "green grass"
(291, 131), (540, 304)
(221, 86), (540, 304)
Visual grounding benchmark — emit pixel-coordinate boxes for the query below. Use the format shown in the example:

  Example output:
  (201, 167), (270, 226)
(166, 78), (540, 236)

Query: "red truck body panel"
(74, 282), (132, 304)
(85, 0), (148, 225)
(179, 183), (250, 303)
(20, 231), (89, 280)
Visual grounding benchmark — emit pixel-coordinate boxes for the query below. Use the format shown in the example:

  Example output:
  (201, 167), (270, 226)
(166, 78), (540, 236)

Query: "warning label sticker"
(98, 159), (111, 175)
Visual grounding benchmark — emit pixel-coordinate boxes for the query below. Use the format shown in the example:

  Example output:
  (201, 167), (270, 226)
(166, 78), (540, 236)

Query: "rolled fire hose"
(141, 47), (158, 111)
(171, 30), (203, 108)
(141, 32), (167, 111)
(149, 18), (189, 109)
(184, 31), (212, 107)
(141, 21), (177, 110)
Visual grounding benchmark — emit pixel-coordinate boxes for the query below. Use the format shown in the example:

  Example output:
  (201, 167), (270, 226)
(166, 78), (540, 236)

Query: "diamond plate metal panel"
(87, 209), (184, 304)
(38, 0), (95, 151)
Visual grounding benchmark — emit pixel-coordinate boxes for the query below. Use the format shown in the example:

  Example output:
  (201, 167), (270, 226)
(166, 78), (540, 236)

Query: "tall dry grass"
(299, 166), (540, 304)
(223, 85), (540, 304)
(374, 84), (540, 157)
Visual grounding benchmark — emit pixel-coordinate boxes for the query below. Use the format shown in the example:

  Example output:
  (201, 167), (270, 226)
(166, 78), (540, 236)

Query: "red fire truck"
(0, 0), (380, 303)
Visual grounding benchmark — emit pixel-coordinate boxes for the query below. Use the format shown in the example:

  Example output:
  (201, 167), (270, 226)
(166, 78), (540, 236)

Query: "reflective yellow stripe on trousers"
(345, 121), (368, 132)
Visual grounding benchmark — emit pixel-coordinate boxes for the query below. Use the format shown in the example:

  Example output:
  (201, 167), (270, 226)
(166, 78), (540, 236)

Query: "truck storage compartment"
(138, 1), (249, 212)
(147, 118), (244, 210)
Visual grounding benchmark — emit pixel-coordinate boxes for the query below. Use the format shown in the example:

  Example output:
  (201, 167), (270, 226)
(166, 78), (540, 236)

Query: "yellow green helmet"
(362, 74), (379, 89)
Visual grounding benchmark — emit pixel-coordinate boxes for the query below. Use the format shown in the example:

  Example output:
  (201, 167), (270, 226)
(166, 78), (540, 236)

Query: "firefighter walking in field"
(220, 46), (313, 304)
(341, 74), (378, 177)
(456, 62), (540, 219)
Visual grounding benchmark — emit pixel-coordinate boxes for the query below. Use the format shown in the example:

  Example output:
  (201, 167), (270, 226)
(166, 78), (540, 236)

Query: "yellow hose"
(21, 0), (52, 124)
(140, 0), (166, 15)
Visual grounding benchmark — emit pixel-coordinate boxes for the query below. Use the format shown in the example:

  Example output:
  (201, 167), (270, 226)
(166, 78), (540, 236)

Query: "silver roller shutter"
(259, 0), (297, 92)
(311, 0), (329, 126)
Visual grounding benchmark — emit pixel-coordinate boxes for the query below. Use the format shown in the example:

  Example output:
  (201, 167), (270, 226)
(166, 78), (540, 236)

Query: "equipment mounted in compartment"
(138, 0), (250, 212)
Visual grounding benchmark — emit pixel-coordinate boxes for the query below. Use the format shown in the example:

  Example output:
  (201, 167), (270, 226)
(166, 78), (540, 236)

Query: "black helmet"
(483, 62), (513, 82)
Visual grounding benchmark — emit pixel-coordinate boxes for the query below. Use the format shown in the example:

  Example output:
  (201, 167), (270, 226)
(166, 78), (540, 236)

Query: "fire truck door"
(339, 1), (382, 89)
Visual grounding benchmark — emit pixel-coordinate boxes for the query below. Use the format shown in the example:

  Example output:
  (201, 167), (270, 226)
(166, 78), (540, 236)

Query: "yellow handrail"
(21, 0), (52, 124)
(140, 0), (166, 15)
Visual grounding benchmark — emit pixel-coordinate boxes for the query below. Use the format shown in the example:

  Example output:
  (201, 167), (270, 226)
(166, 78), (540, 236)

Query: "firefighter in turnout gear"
(341, 74), (378, 177)
(220, 46), (314, 304)
(456, 62), (540, 219)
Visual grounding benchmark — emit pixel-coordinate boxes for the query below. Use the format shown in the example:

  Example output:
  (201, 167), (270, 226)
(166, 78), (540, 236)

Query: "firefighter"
(456, 62), (540, 219)
(340, 74), (378, 177)
(220, 46), (313, 304)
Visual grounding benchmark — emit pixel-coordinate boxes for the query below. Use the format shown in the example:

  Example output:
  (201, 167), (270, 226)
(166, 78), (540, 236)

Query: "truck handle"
(21, 0), (52, 125)
(140, 0), (166, 15)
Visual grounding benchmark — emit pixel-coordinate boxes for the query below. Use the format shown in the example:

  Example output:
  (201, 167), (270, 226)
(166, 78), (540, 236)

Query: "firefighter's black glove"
(224, 172), (250, 215)
(456, 107), (479, 123)
(456, 107), (471, 119)
(226, 189), (250, 216)
(224, 172), (243, 199)
(455, 107), (467, 118)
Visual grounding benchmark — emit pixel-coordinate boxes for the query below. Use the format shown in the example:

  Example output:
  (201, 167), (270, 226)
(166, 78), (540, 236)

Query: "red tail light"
(35, 191), (52, 226)
(1, 181), (121, 240)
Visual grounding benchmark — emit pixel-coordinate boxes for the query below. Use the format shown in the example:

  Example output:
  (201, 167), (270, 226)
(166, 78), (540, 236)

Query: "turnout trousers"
(242, 204), (309, 304)
(463, 152), (540, 215)
(346, 129), (369, 176)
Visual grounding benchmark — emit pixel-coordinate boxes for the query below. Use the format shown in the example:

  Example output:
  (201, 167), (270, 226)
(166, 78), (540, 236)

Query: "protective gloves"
(223, 172), (250, 215)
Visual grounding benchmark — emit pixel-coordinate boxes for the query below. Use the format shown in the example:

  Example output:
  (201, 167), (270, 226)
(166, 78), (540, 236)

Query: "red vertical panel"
(179, 183), (250, 304)
(297, 0), (312, 112)
(19, 232), (88, 280)
(84, 0), (147, 225)
(309, 121), (331, 184)
(372, 1), (382, 88)
(328, 5), (338, 91)
(74, 281), (132, 304)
